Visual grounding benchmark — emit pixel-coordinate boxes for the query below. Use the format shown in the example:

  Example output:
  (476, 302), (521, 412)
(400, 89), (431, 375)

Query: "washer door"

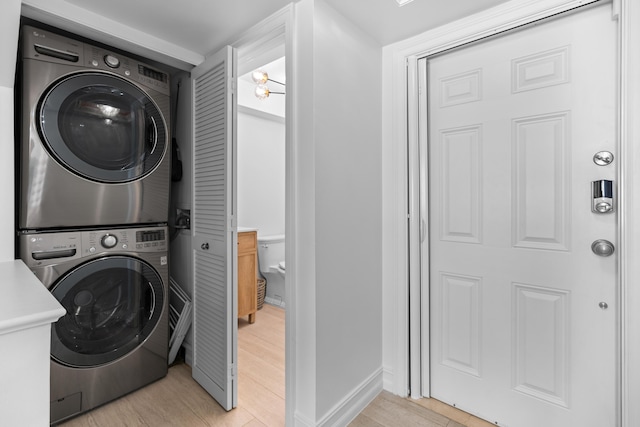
(38, 72), (167, 183)
(50, 256), (165, 368)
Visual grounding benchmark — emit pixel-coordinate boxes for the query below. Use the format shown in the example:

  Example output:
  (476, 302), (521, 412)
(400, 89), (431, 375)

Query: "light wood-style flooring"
(58, 304), (493, 427)
(58, 304), (285, 426)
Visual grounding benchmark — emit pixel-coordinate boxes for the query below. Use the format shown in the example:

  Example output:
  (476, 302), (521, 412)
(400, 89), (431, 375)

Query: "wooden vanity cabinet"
(238, 231), (257, 323)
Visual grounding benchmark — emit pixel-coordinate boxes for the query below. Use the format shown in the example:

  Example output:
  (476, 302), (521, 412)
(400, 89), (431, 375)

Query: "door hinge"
(230, 363), (237, 379)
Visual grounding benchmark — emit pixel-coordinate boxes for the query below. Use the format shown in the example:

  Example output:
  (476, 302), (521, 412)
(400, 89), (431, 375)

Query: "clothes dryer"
(19, 225), (169, 424)
(18, 25), (171, 229)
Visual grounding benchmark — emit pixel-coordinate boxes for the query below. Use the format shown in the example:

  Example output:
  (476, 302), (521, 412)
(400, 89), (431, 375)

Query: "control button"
(104, 54), (120, 68)
(30, 237), (37, 243)
(122, 244), (128, 249)
(101, 234), (118, 249)
(125, 70), (131, 76)
(89, 247), (96, 253)
(91, 59), (99, 67)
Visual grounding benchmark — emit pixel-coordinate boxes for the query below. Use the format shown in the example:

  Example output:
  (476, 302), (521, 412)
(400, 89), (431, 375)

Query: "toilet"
(257, 234), (285, 308)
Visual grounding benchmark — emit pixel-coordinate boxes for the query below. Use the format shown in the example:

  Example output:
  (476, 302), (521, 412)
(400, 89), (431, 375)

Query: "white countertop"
(238, 227), (258, 233)
(0, 260), (65, 336)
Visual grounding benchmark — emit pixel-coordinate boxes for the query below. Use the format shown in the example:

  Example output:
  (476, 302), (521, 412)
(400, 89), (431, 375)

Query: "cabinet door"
(238, 232), (257, 320)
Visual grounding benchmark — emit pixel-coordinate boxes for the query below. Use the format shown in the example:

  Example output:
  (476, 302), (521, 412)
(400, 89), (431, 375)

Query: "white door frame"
(230, 5), (297, 425)
(384, 0), (640, 425)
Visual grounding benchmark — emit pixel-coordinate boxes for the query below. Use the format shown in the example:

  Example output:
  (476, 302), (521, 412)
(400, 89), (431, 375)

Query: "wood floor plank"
(239, 319), (284, 352)
(237, 373), (285, 427)
(238, 346), (285, 399)
(376, 391), (451, 425)
(355, 391), (447, 427)
(413, 397), (496, 427)
(238, 331), (285, 370)
(348, 413), (386, 427)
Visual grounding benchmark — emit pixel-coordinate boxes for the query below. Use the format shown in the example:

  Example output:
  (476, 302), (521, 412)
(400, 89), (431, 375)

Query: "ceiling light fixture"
(395, 0), (415, 6)
(252, 69), (285, 100)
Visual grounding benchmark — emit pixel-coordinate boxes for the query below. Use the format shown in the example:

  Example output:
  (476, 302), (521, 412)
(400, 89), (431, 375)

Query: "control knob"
(104, 54), (120, 68)
(101, 234), (118, 249)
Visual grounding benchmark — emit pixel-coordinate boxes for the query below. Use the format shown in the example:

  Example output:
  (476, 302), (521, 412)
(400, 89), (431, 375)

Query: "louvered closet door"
(191, 45), (238, 411)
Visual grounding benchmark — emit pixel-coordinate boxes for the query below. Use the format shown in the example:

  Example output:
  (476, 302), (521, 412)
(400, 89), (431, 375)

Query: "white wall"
(168, 71), (194, 355)
(291, 2), (383, 423)
(312, 0), (383, 421)
(237, 110), (286, 236)
(290, 1), (318, 422)
(0, 0), (21, 262)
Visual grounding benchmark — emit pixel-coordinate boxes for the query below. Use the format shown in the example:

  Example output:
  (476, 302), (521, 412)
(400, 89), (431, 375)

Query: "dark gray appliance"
(18, 25), (171, 229)
(19, 225), (169, 424)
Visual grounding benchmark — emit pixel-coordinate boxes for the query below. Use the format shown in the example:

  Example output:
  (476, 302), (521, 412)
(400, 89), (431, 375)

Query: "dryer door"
(50, 256), (165, 367)
(38, 71), (167, 183)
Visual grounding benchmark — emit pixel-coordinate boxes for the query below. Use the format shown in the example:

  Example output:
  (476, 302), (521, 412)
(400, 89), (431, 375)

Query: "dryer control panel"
(22, 25), (170, 96)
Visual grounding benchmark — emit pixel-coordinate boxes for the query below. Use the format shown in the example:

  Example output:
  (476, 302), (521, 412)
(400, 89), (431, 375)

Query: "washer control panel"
(19, 226), (168, 268)
(84, 227), (166, 255)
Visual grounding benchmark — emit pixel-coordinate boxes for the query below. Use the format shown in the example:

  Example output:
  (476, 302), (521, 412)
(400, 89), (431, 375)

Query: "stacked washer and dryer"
(16, 25), (172, 424)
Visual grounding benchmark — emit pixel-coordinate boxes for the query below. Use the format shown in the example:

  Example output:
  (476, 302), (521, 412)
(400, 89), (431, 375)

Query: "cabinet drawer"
(238, 231), (257, 252)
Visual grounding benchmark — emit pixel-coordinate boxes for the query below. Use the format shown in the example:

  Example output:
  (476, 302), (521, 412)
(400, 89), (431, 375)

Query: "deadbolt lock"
(592, 180), (614, 213)
(593, 151), (614, 166)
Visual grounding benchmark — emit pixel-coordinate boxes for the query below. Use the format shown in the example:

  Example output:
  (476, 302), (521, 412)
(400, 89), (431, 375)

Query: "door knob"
(201, 242), (209, 250)
(592, 239), (614, 257)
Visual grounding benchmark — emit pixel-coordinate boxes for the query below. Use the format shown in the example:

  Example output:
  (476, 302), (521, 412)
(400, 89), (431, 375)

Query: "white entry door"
(427, 4), (617, 426)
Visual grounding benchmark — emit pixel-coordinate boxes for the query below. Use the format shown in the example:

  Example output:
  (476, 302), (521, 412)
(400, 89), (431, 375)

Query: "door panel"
(191, 45), (238, 411)
(427, 4), (616, 426)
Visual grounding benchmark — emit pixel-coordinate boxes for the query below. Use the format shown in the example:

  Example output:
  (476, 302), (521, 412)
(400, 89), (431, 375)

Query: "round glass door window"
(38, 72), (167, 183)
(50, 256), (165, 368)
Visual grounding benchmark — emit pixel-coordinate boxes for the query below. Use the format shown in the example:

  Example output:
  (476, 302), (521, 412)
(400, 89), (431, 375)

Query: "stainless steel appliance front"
(19, 225), (169, 424)
(18, 25), (171, 229)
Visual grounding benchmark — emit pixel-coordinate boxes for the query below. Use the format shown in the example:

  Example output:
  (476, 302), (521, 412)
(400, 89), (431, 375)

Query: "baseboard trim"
(383, 365), (401, 395)
(183, 341), (193, 366)
(294, 411), (316, 427)
(264, 296), (286, 308)
(317, 367), (383, 427)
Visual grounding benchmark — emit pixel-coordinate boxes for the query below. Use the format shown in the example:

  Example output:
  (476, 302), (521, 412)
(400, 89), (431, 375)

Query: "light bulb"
(252, 69), (268, 84)
(255, 84), (270, 100)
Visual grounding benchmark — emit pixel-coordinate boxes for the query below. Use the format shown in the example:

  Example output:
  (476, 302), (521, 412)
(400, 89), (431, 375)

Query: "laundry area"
(2, 1), (640, 427)
(16, 23), (174, 424)
(3, 2), (297, 425)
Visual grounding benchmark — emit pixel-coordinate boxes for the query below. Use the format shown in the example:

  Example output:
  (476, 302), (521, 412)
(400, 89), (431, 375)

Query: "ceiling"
(58, 0), (512, 61)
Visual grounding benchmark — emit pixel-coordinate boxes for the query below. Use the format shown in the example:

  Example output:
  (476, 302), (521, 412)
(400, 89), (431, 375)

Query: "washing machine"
(19, 225), (169, 424)
(18, 25), (171, 230)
